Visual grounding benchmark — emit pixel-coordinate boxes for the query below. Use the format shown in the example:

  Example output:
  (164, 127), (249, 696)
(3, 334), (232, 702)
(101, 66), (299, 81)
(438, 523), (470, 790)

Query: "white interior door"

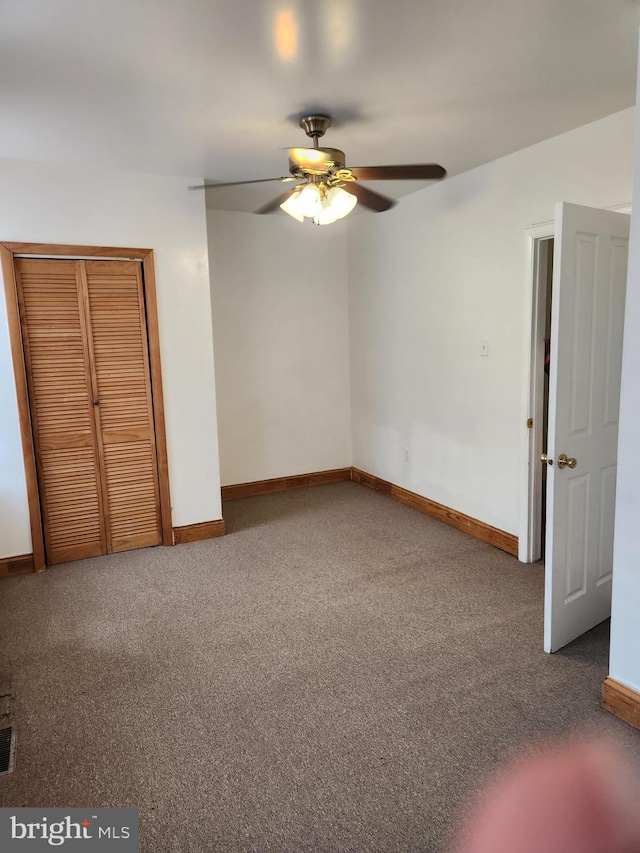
(544, 202), (629, 653)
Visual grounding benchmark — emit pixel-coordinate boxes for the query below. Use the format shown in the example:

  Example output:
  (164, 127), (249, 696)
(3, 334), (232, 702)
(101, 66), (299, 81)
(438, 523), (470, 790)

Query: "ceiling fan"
(192, 115), (446, 225)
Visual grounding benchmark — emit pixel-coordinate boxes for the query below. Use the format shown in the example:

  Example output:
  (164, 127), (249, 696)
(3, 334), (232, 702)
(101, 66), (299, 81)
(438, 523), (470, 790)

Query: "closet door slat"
(15, 259), (107, 564)
(84, 260), (162, 552)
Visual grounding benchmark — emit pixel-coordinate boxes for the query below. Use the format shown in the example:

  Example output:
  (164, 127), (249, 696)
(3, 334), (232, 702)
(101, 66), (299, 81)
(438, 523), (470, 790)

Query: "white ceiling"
(2, 0), (639, 212)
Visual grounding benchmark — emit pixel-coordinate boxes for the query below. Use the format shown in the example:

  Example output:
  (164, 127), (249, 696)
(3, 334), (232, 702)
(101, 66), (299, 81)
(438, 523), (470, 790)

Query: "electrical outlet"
(404, 447), (410, 462)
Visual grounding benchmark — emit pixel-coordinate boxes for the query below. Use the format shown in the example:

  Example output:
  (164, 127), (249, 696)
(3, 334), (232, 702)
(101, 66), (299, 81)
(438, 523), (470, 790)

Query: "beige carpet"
(0, 482), (638, 852)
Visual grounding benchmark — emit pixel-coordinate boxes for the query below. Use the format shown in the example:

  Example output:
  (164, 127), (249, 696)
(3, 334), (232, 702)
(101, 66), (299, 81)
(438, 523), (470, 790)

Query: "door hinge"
(527, 418), (533, 429)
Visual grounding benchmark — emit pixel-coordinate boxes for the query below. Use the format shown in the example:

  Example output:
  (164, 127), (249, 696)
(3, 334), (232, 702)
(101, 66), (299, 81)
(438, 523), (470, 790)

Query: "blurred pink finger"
(454, 741), (640, 853)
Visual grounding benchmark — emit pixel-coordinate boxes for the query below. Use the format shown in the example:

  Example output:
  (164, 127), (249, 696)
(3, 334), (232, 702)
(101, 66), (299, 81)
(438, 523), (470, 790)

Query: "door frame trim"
(0, 242), (174, 569)
(519, 222), (555, 563)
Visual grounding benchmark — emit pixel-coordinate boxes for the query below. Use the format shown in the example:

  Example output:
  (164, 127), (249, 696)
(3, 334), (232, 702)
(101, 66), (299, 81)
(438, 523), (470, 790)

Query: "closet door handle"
(93, 400), (100, 406)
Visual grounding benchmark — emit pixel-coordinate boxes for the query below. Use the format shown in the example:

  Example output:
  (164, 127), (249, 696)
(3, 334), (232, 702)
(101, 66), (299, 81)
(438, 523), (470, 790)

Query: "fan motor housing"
(289, 147), (347, 177)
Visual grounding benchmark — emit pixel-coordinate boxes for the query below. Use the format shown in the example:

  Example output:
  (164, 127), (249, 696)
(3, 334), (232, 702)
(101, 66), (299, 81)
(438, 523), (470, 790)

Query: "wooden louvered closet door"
(16, 259), (107, 563)
(83, 261), (162, 553)
(15, 258), (162, 565)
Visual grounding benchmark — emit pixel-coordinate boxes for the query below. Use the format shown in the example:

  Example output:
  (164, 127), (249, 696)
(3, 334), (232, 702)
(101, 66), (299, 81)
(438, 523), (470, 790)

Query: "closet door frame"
(1, 242), (173, 570)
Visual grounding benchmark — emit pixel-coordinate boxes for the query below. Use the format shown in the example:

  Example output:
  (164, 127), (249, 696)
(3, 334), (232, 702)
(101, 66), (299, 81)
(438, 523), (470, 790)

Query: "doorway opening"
(520, 203), (632, 568)
(520, 225), (555, 564)
(521, 203), (631, 653)
(540, 237), (554, 556)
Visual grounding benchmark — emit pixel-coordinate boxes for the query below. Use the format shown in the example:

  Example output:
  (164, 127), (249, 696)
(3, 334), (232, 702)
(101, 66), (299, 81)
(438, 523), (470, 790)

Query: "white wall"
(0, 158), (221, 558)
(208, 210), (351, 485)
(610, 93), (640, 690)
(348, 108), (634, 535)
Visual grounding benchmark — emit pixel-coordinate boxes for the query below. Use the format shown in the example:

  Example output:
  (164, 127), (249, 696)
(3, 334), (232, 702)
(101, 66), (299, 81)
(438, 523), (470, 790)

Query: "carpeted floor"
(1, 482), (638, 852)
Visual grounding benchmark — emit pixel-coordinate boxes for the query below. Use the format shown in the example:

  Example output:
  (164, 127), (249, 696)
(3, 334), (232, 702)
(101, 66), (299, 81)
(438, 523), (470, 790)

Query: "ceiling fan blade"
(348, 164), (446, 181)
(188, 177), (296, 191)
(256, 188), (298, 215)
(343, 182), (395, 213)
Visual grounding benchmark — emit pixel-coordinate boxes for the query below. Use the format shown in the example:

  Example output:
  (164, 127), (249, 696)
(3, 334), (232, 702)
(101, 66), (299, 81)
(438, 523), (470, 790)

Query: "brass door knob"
(540, 453), (553, 465)
(557, 453), (577, 469)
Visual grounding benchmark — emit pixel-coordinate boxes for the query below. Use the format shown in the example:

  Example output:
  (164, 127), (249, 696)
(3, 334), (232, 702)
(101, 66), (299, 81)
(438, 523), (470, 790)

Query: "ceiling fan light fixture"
(326, 185), (358, 219)
(313, 199), (340, 226)
(296, 182), (323, 217)
(280, 189), (304, 221)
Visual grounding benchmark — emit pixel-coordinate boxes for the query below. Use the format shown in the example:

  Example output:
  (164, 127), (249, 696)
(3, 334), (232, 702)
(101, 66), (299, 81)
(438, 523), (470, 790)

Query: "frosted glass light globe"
(280, 190), (304, 221)
(313, 200), (340, 225)
(297, 183), (323, 217)
(327, 186), (357, 219)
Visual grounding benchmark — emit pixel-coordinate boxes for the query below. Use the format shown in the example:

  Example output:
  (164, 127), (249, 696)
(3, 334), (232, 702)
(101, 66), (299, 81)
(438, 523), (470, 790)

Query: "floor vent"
(0, 727), (15, 775)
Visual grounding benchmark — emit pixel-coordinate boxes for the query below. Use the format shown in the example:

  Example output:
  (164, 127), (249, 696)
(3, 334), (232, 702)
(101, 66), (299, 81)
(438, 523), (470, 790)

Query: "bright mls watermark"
(0, 809), (138, 850)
